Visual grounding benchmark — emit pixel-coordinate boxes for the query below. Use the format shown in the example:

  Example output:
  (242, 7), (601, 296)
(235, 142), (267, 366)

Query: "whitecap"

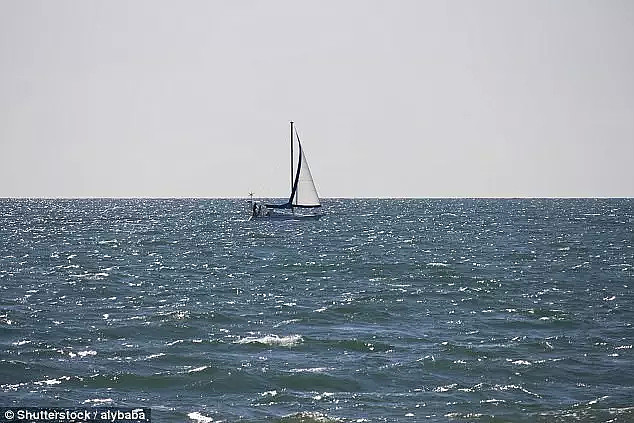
(35, 376), (70, 386)
(2, 382), (28, 391)
(187, 412), (215, 423)
(588, 395), (609, 405)
(146, 353), (166, 360)
(235, 334), (303, 347)
(187, 366), (209, 373)
(433, 383), (457, 392)
(446, 412), (483, 418)
(98, 239), (118, 245)
(290, 367), (329, 374)
(281, 411), (339, 422)
(78, 350), (97, 358)
(82, 398), (113, 404)
(37, 379), (62, 385)
(495, 384), (541, 398)
(458, 383), (484, 393)
(427, 262), (449, 267)
(313, 392), (335, 401)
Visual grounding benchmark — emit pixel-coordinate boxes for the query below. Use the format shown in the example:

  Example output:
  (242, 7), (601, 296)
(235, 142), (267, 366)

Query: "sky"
(1, 0), (633, 198)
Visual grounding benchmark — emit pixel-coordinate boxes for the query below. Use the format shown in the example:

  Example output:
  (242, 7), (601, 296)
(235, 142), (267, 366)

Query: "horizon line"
(1, 196), (632, 200)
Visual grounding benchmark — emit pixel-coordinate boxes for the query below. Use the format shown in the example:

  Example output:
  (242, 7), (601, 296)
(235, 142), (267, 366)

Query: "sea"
(1, 198), (632, 422)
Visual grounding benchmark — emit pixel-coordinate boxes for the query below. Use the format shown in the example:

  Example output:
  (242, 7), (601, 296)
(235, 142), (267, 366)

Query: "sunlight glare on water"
(1, 198), (633, 422)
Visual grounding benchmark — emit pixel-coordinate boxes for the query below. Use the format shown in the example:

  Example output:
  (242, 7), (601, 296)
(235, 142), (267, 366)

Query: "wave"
(427, 262), (450, 267)
(186, 365), (210, 374)
(82, 398), (113, 404)
(277, 411), (342, 422)
(275, 372), (361, 392)
(288, 367), (330, 374)
(235, 334), (303, 347)
(187, 411), (216, 423)
(2, 198), (633, 420)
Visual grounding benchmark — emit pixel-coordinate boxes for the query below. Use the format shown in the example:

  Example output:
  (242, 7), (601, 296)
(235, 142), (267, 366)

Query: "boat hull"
(249, 212), (322, 221)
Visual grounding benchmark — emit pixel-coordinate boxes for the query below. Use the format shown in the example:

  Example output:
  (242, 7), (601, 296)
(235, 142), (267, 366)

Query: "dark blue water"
(1, 199), (632, 422)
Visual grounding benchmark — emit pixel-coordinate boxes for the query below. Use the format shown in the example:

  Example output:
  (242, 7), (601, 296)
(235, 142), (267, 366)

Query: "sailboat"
(249, 121), (322, 220)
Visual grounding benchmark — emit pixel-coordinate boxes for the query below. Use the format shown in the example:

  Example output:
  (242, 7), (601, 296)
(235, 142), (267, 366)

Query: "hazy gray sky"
(1, 0), (633, 198)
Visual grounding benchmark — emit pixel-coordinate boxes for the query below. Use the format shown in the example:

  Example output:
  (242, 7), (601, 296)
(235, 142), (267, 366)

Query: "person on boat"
(252, 203), (257, 217)
(257, 204), (262, 216)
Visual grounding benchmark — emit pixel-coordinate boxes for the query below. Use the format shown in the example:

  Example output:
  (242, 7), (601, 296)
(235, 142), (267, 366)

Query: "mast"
(290, 121), (294, 205)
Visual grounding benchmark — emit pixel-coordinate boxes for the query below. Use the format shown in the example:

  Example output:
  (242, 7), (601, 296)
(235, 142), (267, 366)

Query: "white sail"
(293, 146), (320, 207)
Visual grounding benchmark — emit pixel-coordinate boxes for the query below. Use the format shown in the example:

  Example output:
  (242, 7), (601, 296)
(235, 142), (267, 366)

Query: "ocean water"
(1, 198), (632, 422)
